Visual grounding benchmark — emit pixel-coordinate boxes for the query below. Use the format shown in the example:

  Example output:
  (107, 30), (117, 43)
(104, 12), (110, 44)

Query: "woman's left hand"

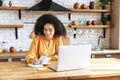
(50, 55), (58, 61)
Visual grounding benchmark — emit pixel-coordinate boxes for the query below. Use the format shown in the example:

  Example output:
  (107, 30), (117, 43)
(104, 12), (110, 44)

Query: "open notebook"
(48, 45), (92, 71)
(28, 56), (50, 68)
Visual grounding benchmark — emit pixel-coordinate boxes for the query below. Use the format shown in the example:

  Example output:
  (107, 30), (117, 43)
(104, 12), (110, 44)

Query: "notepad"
(28, 56), (50, 68)
(28, 63), (43, 68)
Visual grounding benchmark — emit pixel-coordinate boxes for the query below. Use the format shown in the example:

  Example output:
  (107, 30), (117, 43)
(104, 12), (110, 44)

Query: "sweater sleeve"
(25, 35), (39, 63)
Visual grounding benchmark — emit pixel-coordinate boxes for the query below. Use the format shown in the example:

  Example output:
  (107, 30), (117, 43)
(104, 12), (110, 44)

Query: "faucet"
(97, 35), (104, 50)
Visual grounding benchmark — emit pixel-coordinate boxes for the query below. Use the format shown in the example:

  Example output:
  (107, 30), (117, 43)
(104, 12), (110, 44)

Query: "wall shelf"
(70, 9), (111, 13)
(0, 24), (23, 39)
(70, 25), (110, 38)
(70, 25), (110, 28)
(0, 24), (23, 28)
(0, 6), (27, 19)
(0, 6), (27, 10)
(69, 8), (111, 38)
(0, 6), (26, 39)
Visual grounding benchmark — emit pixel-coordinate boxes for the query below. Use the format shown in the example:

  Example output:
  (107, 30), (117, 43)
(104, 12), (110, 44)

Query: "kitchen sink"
(92, 48), (112, 51)
(92, 48), (103, 51)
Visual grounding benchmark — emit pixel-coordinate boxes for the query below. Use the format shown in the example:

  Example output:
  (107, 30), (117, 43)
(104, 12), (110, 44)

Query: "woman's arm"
(25, 35), (39, 63)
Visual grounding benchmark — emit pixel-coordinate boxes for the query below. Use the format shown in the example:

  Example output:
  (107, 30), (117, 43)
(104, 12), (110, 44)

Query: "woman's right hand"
(30, 58), (38, 64)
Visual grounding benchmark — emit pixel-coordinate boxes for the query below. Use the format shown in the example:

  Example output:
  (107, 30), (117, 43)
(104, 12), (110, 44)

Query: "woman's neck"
(44, 36), (53, 41)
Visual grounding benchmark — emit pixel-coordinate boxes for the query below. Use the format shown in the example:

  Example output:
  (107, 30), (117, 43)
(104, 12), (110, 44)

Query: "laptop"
(48, 45), (92, 71)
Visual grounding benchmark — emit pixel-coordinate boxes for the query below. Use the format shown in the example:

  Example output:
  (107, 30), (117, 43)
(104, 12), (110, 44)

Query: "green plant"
(100, 0), (112, 9)
(0, 0), (3, 6)
(100, 0), (112, 5)
(101, 15), (108, 25)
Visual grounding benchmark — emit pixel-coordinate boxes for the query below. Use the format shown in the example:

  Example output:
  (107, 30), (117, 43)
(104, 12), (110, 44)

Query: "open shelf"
(70, 9), (111, 13)
(0, 6), (27, 19)
(70, 25), (109, 28)
(0, 24), (23, 39)
(0, 24), (23, 28)
(0, 6), (27, 10)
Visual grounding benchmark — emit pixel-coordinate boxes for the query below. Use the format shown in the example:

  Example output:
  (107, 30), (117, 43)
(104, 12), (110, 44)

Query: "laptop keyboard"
(48, 65), (57, 70)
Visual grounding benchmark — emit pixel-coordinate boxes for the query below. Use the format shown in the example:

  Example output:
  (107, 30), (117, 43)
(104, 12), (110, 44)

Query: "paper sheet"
(28, 56), (50, 68)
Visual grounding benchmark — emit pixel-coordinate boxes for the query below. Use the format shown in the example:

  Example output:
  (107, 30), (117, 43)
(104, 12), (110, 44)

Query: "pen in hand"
(30, 58), (39, 64)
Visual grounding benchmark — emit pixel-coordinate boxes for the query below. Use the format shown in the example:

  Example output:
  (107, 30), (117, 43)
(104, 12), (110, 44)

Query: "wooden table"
(1, 58), (120, 80)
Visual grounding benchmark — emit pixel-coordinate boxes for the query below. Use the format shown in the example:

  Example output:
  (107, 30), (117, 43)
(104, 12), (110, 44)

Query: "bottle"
(1, 41), (8, 52)
(19, 47), (22, 52)
(9, 1), (12, 7)
(89, 1), (94, 9)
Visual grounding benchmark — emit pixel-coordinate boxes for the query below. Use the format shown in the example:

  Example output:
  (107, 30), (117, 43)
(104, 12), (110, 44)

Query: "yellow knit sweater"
(25, 35), (62, 63)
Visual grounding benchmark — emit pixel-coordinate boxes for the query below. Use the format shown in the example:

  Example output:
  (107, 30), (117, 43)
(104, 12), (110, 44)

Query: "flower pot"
(74, 3), (80, 9)
(102, 22), (107, 25)
(102, 5), (106, 9)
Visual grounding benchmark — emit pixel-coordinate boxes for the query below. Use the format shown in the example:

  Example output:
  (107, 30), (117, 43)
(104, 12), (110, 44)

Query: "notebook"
(28, 56), (50, 68)
(48, 45), (92, 71)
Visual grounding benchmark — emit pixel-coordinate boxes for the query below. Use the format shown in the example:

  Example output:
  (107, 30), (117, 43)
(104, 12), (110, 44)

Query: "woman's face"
(43, 23), (55, 40)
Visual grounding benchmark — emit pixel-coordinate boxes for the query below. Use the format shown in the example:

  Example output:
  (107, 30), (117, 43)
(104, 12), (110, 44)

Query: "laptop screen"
(56, 45), (92, 71)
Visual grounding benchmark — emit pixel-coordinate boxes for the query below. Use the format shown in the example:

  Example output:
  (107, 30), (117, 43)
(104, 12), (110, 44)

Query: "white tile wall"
(0, 0), (110, 52)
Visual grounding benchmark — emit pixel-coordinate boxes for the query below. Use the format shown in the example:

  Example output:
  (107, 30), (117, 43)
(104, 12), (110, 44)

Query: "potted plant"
(0, 0), (3, 6)
(101, 15), (108, 25)
(100, 0), (112, 9)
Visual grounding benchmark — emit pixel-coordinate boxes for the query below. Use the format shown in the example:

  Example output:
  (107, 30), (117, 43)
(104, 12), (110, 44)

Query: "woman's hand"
(50, 55), (58, 61)
(30, 58), (38, 64)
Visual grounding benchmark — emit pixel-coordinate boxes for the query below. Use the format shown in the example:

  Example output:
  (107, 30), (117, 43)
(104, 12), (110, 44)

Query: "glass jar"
(1, 41), (9, 52)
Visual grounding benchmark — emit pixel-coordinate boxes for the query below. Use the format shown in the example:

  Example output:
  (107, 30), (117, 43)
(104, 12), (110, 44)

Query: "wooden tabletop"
(1, 58), (120, 80)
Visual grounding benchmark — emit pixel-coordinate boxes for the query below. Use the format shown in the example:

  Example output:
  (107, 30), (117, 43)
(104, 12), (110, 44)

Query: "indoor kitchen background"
(0, 0), (110, 52)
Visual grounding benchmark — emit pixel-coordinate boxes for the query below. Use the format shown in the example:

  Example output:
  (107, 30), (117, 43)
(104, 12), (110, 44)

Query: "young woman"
(25, 14), (66, 64)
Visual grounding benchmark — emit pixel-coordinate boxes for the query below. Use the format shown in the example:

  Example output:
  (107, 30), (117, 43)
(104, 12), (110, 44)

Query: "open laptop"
(48, 45), (92, 71)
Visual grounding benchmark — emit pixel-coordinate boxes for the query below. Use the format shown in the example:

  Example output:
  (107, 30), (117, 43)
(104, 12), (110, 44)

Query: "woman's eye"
(49, 29), (53, 32)
(44, 29), (47, 31)
(44, 28), (54, 32)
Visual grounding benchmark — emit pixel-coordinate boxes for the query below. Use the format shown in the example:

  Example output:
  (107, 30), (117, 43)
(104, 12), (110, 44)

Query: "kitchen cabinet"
(110, 0), (120, 49)
(69, 8), (111, 38)
(0, 6), (27, 39)
(92, 49), (120, 58)
(0, 51), (26, 62)
(0, 50), (120, 62)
